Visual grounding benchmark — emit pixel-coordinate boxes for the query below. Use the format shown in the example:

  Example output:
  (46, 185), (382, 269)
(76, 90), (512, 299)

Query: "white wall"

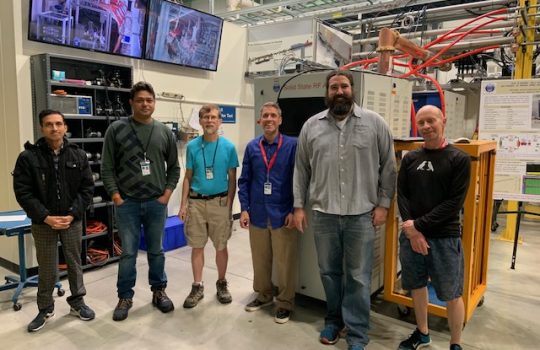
(0, 1), (23, 212)
(0, 0), (29, 266)
(0, 0), (254, 265)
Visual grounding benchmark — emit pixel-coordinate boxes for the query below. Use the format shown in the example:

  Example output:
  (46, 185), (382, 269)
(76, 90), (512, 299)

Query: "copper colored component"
(377, 27), (399, 52)
(378, 51), (394, 74)
(377, 28), (398, 74)
(395, 37), (433, 61)
(377, 27), (434, 74)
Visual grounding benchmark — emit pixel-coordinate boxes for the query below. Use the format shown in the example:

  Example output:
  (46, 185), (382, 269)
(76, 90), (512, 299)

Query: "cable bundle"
(113, 236), (123, 256)
(87, 247), (109, 266)
(86, 220), (107, 234)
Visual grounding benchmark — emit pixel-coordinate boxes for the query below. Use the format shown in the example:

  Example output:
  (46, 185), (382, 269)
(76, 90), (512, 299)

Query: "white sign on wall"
(478, 79), (540, 202)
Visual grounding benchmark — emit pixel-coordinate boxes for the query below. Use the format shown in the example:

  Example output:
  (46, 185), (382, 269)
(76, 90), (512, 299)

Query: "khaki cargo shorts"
(184, 196), (232, 250)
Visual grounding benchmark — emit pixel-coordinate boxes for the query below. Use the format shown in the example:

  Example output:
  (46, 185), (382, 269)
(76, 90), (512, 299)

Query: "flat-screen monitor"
(144, 0), (223, 71)
(28, 0), (148, 58)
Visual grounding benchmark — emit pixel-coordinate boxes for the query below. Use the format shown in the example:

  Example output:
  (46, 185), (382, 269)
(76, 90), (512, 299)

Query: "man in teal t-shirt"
(179, 104), (239, 308)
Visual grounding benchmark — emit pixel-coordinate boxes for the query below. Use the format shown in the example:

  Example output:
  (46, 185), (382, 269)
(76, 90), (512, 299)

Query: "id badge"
(264, 182), (272, 195)
(140, 160), (151, 176)
(205, 167), (214, 180)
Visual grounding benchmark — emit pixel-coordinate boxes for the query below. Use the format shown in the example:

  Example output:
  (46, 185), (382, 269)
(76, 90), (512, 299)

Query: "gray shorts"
(399, 232), (464, 301)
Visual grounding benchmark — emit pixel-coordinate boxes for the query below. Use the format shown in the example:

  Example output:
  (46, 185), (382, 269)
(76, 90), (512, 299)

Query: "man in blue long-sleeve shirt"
(238, 101), (298, 324)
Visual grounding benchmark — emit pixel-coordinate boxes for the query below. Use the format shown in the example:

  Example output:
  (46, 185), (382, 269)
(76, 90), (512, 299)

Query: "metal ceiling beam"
(216, 0), (516, 31)
(216, 0), (324, 18)
(328, 0), (457, 25)
(216, 0), (395, 26)
(353, 21), (515, 45)
(340, 0), (515, 32)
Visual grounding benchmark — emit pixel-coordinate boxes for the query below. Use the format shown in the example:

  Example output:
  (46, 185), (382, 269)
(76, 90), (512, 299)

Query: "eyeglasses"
(200, 115), (220, 121)
(133, 98), (155, 104)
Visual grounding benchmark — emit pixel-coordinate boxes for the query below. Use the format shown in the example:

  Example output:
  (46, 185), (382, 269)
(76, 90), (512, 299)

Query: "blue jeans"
(311, 210), (375, 347)
(115, 198), (168, 299)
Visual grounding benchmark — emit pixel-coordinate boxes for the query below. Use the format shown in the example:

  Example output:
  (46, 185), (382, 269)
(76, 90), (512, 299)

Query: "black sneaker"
(70, 304), (96, 321)
(152, 289), (174, 313)
(112, 298), (133, 321)
(28, 307), (55, 332)
(398, 329), (432, 350)
(450, 344), (463, 350)
(245, 298), (273, 312)
(274, 308), (291, 324)
(216, 279), (232, 304)
(183, 283), (204, 308)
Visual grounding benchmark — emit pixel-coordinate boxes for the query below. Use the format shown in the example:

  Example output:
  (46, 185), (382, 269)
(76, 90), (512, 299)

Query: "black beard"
(326, 95), (354, 117)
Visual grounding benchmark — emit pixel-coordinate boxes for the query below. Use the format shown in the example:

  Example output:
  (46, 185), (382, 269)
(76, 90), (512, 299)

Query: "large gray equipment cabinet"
(254, 70), (413, 300)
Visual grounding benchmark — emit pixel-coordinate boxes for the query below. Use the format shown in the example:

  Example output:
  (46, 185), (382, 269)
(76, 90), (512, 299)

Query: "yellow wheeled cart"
(384, 140), (497, 322)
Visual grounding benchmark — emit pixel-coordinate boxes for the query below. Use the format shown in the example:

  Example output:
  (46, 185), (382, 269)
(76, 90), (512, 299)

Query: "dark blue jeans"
(311, 210), (375, 347)
(115, 198), (167, 299)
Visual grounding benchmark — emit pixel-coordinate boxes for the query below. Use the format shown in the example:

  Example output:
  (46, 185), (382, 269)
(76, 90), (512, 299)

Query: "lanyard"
(439, 138), (449, 148)
(129, 118), (155, 161)
(259, 134), (283, 180)
(202, 137), (219, 168)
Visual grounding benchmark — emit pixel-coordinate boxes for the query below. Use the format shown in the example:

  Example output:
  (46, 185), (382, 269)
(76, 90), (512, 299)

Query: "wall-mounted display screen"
(144, 0), (223, 71)
(28, 0), (148, 58)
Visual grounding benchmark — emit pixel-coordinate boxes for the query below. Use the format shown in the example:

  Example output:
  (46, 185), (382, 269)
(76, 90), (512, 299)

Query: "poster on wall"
(478, 79), (540, 202)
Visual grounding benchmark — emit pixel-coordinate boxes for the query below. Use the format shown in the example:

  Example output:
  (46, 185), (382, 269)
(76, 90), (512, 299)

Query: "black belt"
(189, 191), (228, 200)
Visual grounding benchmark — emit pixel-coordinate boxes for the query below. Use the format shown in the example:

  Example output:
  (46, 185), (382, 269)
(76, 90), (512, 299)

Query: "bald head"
(416, 105), (445, 122)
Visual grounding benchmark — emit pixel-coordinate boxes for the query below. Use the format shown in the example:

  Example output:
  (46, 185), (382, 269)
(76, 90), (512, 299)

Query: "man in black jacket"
(13, 109), (95, 332)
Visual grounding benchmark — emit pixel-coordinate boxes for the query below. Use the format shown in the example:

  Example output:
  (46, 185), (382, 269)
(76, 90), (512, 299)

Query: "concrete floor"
(0, 219), (538, 350)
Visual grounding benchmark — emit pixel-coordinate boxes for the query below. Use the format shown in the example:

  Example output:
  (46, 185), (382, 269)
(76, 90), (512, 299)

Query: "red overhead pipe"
(439, 29), (505, 41)
(340, 7), (510, 73)
(424, 7), (509, 49)
(430, 45), (501, 67)
(411, 103), (417, 137)
(416, 72), (446, 119)
(399, 16), (505, 78)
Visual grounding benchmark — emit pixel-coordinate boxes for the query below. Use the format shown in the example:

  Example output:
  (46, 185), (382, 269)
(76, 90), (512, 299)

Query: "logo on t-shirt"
(416, 161), (434, 172)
